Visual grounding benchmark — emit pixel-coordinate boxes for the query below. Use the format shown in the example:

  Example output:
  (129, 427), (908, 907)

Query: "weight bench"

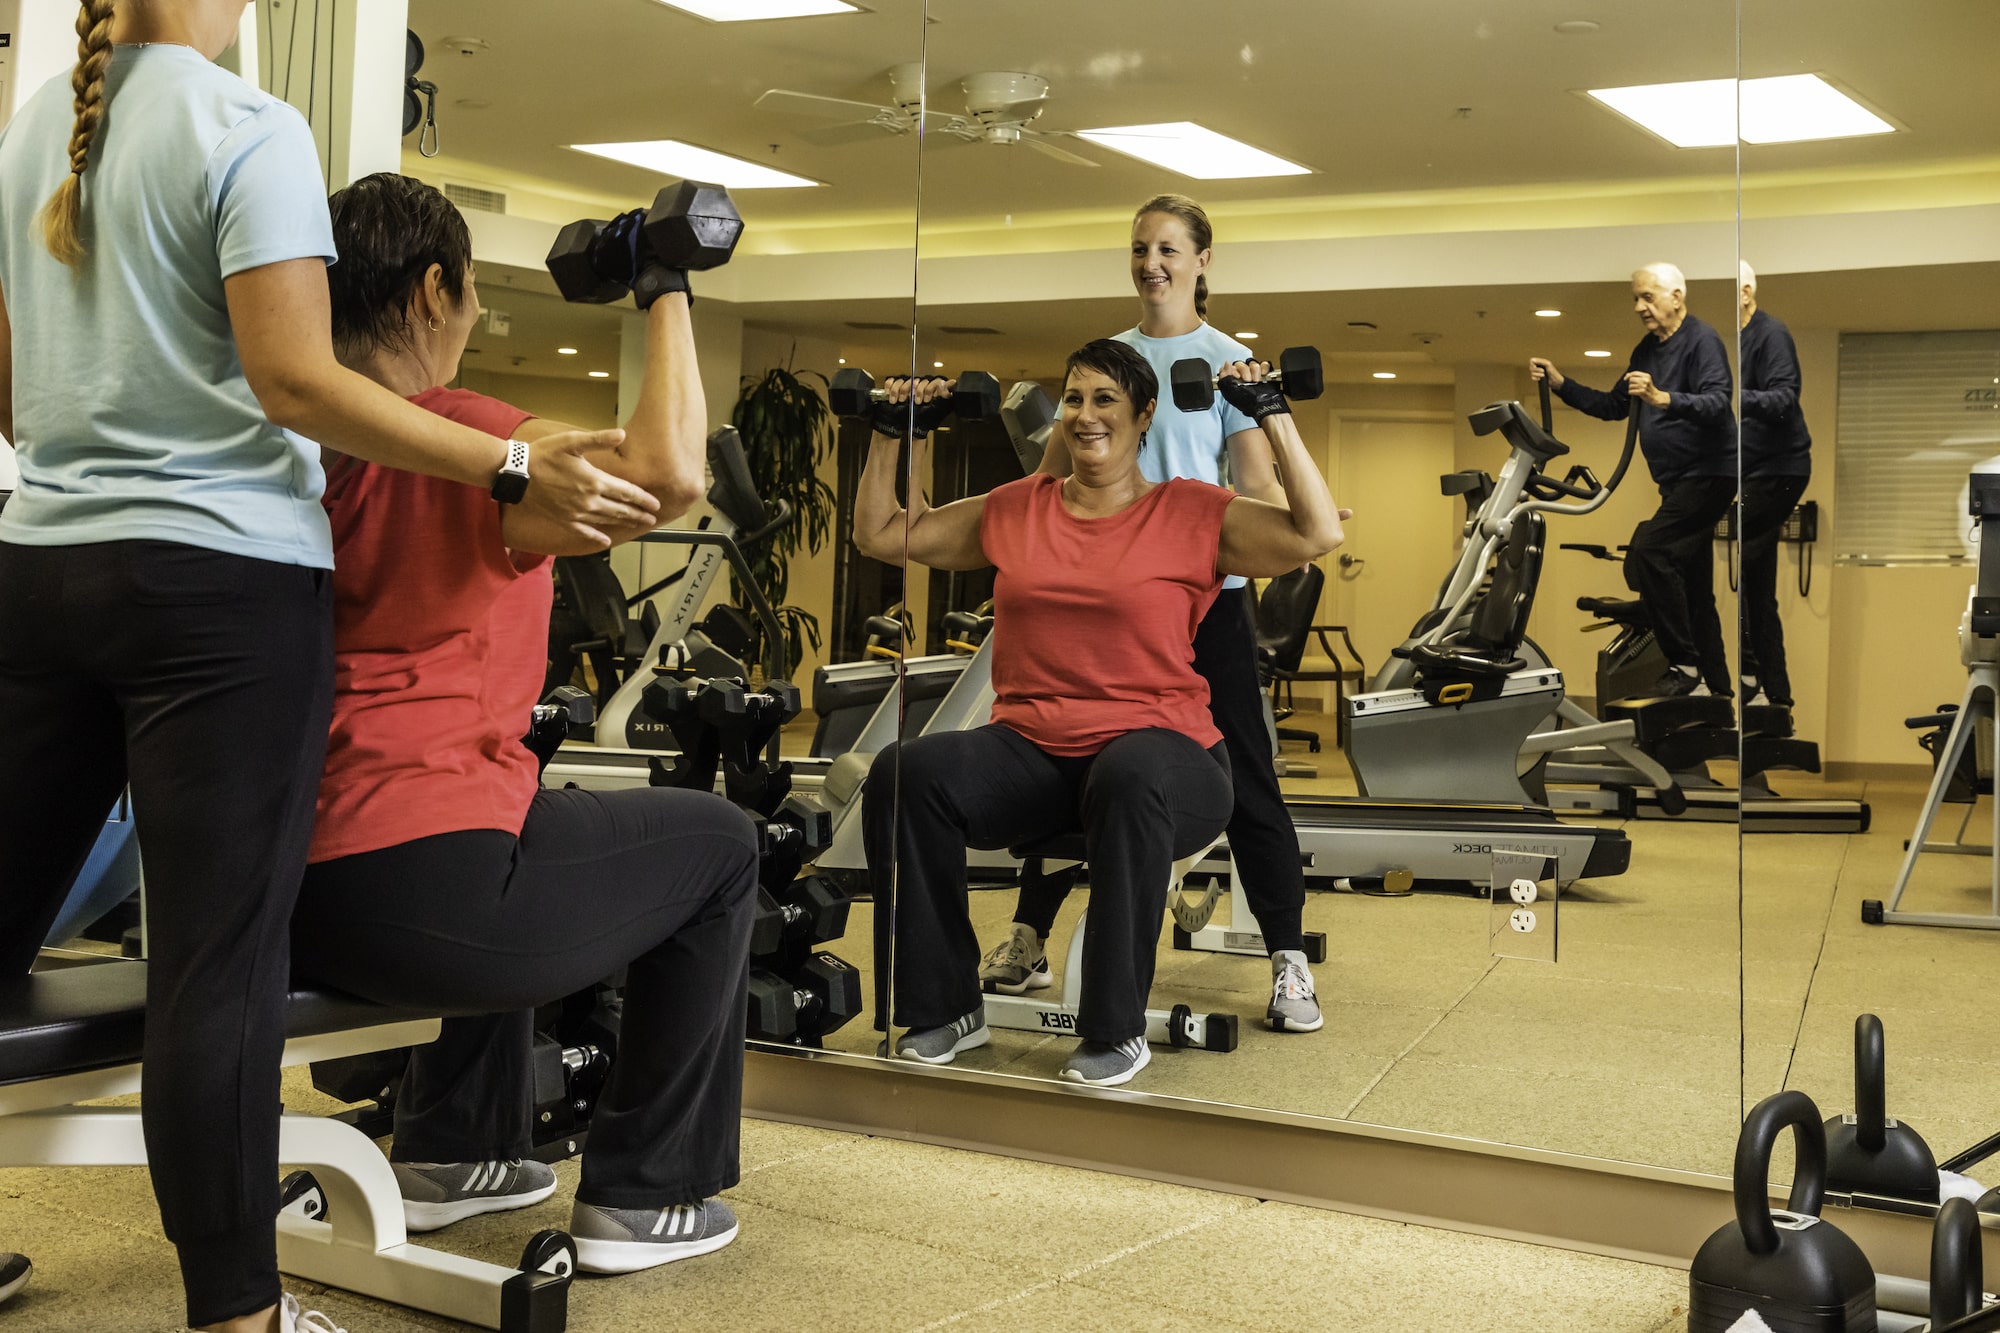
(984, 834), (1239, 1053)
(0, 959), (574, 1331)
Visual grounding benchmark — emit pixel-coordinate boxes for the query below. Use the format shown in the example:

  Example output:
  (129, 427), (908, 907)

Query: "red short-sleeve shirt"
(308, 388), (550, 863)
(981, 473), (1234, 756)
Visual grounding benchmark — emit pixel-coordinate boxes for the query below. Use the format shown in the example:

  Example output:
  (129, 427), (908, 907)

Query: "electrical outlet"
(1490, 851), (1557, 963)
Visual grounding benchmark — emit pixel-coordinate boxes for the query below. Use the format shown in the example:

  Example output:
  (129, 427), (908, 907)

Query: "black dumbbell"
(546, 179), (743, 307)
(827, 368), (1002, 424)
(749, 874), (851, 957)
(755, 796), (832, 890)
(525, 684), (595, 770)
(1169, 346), (1324, 413)
(747, 952), (863, 1041)
(696, 677), (802, 729)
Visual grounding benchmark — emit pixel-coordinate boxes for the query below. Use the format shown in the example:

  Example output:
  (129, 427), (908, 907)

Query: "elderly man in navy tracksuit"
(1531, 262), (1736, 698)
(1735, 261), (1811, 707)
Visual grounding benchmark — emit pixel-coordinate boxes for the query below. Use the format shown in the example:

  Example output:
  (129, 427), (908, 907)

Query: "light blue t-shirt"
(0, 46), (338, 567)
(1113, 323), (1258, 588)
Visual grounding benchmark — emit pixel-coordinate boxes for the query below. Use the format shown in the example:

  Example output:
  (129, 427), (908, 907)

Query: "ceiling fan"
(755, 66), (1099, 167)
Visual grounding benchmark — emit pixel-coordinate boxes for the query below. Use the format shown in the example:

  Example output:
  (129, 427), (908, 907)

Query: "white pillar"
(240, 0), (408, 188)
(0, 0), (94, 126)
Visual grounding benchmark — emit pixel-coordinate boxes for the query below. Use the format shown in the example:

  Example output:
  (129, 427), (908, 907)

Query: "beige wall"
(455, 369), (618, 428)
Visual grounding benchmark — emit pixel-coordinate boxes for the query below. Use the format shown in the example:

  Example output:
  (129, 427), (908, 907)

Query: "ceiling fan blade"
(1022, 132), (1100, 167)
(798, 120), (903, 147)
(754, 88), (896, 121)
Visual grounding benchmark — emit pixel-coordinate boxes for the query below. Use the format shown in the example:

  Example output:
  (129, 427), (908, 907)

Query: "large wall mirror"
(395, 0), (927, 1060)
(1738, 0), (2000, 1206)
(876, 0), (1749, 1174)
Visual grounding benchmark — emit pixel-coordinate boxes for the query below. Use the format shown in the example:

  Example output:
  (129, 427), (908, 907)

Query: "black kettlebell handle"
(1932, 1196), (1985, 1327)
(1855, 1013), (1886, 1150)
(1736, 1090), (1828, 1256)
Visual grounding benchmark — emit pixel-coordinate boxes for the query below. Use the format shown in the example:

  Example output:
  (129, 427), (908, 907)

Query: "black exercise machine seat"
(1409, 514), (1544, 682)
(1576, 595), (1649, 630)
(1468, 399), (1568, 467)
(0, 963), (434, 1088)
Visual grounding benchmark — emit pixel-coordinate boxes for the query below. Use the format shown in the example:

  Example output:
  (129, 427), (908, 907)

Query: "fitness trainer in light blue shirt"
(0, 5), (651, 1329)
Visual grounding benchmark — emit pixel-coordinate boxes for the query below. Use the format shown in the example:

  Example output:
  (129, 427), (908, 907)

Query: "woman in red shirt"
(852, 340), (1347, 1086)
(287, 174), (758, 1276)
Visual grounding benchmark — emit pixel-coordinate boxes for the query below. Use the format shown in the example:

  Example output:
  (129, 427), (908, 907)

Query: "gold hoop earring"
(427, 317), (442, 332)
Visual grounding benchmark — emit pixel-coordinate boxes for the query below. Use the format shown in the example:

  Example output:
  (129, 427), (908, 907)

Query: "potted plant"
(731, 353), (837, 679)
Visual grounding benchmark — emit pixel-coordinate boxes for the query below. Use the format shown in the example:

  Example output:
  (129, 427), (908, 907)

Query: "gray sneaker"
(0, 1253), (30, 1307)
(571, 1198), (739, 1274)
(979, 923), (1052, 994)
(1268, 949), (1324, 1033)
(896, 1009), (990, 1064)
(393, 1158), (558, 1233)
(1060, 1037), (1150, 1086)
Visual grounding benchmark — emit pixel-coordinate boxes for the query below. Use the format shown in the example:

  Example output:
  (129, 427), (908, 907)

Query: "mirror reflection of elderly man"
(1736, 261), (1811, 708)
(1531, 262), (1737, 698)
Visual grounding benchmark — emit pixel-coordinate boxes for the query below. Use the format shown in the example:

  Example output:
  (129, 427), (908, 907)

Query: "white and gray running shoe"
(979, 923), (1052, 994)
(1060, 1037), (1150, 1086)
(1268, 949), (1324, 1033)
(0, 1253), (30, 1307)
(571, 1198), (738, 1274)
(896, 1009), (990, 1064)
(393, 1158), (558, 1232)
(280, 1292), (348, 1333)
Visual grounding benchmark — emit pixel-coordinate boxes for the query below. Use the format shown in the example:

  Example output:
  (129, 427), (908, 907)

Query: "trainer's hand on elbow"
(525, 428), (659, 548)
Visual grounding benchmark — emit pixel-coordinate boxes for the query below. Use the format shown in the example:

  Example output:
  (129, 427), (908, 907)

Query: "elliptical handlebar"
(1514, 399), (1639, 523)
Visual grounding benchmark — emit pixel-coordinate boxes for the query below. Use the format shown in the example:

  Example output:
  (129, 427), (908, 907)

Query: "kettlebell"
(1924, 1197), (1987, 1329)
(1825, 1014), (1939, 1203)
(1689, 1089), (1879, 1332)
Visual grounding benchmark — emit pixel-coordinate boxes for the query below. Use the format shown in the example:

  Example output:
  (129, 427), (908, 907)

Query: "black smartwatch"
(491, 438), (531, 505)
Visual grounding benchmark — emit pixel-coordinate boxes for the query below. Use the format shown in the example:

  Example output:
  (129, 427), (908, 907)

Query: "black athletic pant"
(293, 785), (759, 1209)
(1740, 473), (1810, 705)
(0, 539), (332, 1328)
(867, 724), (1232, 1043)
(1624, 477), (1737, 675)
(1011, 589), (1307, 953)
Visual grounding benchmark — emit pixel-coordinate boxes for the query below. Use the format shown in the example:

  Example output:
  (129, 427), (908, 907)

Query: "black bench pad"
(0, 962), (434, 1087)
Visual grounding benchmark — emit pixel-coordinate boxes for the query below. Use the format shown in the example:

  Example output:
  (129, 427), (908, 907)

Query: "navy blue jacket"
(1555, 314), (1736, 485)
(1740, 308), (1812, 479)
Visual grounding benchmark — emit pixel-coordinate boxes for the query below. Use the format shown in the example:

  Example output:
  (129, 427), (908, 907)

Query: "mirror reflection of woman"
(853, 340), (1347, 1086)
(998, 194), (1328, 1034)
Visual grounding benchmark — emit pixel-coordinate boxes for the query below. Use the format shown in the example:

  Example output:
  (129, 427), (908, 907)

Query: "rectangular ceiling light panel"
(1072, 122), (1310, 179)
(571, 141), (819, 189)
(1586, 74), (1893, 148)
(649, 0), (858, 20)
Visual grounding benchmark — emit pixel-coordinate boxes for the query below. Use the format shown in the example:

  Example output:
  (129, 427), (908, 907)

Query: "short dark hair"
(325, 172), (473, 356)
(1064, 338), (1158, 415)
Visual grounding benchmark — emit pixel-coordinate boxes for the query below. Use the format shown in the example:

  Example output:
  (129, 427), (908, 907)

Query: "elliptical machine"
(1343, 387), (1670, 808)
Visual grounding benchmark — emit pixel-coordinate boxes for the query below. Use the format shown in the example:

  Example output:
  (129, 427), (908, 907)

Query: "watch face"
(492, 470), (530, 505)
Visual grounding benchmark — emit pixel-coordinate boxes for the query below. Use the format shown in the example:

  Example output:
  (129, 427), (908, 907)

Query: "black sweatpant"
(0, 539), (332, 1328)
(1011, 588), (1307, 953)
(1624, 477), (1738, 674)
(866, 725), (1232, 1043)
(1740, 473), (1811, 705)
(292, 785), (759, 1209)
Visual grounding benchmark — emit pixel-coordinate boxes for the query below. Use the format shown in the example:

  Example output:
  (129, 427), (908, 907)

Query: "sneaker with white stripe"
(1059, 1036), (1150, 1086)
(895, 1009), (990, 1064)
(280, 1292), (347, 1332)
(571, 1198), (739, 1274)
(392, 1158), (558, 1232)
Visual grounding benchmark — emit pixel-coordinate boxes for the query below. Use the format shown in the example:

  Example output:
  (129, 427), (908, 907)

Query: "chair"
(1253, 566), (1365, 752)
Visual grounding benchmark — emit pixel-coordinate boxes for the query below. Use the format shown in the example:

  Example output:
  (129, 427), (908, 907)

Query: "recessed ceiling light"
(838, 357), (847, 365)
(1554, 19), (1599, 34)
(571, 140), (819, 188)
(1234, 331), (1258, 340)
(1072, 122), (1310, 179)
(1586, 74), (1895, 149)
(1584, 349), (1613, 358)
(1535, 309), (1563, 318)
(588, 370), (611, 378)
(933, 361), (945, 369)
(557, 347), (578, 355)
(646, 0), (858, 20)
(1372, 372), (1397, 380)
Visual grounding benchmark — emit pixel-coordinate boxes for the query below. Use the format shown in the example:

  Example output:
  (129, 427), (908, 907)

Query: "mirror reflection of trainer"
(1002, 194), (1325, 1034)
(1737, 262), (1810, 708)
(1530, 262), (1737, 699)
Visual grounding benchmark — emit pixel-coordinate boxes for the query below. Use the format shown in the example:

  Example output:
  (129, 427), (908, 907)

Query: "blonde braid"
(39, 0), (118, 268)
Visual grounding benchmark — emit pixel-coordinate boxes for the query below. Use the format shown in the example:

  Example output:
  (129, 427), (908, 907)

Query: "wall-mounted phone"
(1716, 500), (1819, 595)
